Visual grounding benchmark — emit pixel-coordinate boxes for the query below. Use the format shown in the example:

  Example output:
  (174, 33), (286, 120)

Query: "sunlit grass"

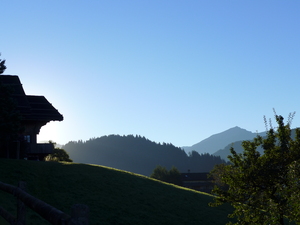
(0, 159), (233, 224)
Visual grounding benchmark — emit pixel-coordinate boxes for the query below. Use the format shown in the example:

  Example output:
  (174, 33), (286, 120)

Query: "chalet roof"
(0, 75), (63, 122)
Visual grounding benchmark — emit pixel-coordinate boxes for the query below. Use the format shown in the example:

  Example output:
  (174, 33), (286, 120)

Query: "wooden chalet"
(0, 75), (63, 160)
(180, 172), (214, 193)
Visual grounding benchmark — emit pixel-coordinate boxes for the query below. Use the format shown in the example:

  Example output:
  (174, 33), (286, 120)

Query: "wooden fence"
(0, 181), (89, 225)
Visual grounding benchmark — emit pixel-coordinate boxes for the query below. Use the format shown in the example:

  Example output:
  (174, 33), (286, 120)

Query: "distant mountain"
(63, 135), (226, 176)
(212, 140), (264, 161)
(183, 126), (258, 155)
(213, 129), (297, 161)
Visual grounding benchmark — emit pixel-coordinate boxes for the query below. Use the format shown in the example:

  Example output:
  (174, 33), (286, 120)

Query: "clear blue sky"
(2, 1), (300, 147)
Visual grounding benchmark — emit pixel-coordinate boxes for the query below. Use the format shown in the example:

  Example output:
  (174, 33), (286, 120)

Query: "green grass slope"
(0, 159), (233, 225)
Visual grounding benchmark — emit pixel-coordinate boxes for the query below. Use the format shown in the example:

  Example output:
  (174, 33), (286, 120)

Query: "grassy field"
(0, 159), (234, 224)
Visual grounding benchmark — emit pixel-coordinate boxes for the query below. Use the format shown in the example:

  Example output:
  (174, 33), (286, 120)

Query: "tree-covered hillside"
(63, 135), (226, 176)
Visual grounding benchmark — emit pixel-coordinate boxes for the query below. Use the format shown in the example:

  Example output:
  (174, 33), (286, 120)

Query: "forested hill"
(63, 135), (226, 176)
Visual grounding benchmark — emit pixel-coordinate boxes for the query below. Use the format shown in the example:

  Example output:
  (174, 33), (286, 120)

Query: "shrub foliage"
(210, 114), (300, 225)
(150, 165), (182, 185)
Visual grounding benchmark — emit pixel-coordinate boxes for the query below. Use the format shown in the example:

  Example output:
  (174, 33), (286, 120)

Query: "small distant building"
(180, 172), (214, 193)
(0, 75), (63, 160)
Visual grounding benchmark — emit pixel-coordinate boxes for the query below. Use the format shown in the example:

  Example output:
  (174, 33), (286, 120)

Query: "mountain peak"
(228, 126), (249, 131)
(224, 126), (251, 133)
(183, 127), (256, 155)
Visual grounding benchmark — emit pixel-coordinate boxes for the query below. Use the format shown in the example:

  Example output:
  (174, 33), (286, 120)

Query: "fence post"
(17, 181), (26, 225)
(69, 204), (89, 225)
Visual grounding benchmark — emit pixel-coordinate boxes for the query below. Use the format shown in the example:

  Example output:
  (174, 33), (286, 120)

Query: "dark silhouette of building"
(0, 75), (63, 160)
(180, 172), (214, 193)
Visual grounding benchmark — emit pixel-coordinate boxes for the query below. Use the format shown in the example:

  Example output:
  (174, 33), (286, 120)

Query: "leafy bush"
(150, 165), (182, 185)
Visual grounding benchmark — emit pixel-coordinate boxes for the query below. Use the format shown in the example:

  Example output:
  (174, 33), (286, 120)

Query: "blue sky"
(2, 1), (300, 147)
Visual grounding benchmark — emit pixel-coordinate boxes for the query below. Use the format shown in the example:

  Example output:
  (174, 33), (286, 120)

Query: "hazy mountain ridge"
(62, 126), (300, 174)
(213, 128), (297, 161)
(63, 135), (226, 176)
(183, 126), (259, 155)
(213, 140), (264, 161)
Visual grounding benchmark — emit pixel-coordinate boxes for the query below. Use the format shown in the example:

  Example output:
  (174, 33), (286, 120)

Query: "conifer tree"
(0, 56), (6, 74)
(210, 113), (300, 224)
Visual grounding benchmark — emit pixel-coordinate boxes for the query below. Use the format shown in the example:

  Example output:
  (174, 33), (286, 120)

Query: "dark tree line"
(63, 134), (227, 176)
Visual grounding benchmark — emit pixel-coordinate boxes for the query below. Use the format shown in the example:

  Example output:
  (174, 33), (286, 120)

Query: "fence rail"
(0, 181), (89, 225)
